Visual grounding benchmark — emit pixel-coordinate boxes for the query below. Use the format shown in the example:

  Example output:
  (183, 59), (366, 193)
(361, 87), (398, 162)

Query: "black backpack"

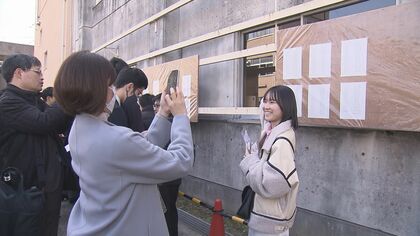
(0, 167), (44, 236)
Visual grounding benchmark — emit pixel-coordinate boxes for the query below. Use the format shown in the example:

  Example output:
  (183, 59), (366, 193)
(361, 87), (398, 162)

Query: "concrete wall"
(75, 0), (418, 235)
(183, 122), (420, 236)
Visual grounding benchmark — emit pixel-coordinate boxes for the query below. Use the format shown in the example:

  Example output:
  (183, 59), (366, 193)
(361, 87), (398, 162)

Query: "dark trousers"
(159, 179), (182, 236)
(41, 178), (63, 236)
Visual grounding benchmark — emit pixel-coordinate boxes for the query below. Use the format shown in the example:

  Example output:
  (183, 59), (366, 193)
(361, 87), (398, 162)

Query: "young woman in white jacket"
(240, 85), (299, 236)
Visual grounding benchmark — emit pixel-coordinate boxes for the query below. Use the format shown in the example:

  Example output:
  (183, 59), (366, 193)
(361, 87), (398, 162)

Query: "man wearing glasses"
(0, 54), (72, 236)
(108, 67), (148, 132)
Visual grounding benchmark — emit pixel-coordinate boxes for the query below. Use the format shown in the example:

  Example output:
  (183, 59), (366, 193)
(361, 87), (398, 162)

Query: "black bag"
(236, 185), (255, 220)
(0, 167), (44, 236)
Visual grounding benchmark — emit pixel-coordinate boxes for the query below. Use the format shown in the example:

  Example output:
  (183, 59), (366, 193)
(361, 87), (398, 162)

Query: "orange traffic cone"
(209, 199), (225, 236)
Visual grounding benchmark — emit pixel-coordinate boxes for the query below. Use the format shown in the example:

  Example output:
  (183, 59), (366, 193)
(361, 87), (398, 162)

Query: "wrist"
(158, 110), (170, 118)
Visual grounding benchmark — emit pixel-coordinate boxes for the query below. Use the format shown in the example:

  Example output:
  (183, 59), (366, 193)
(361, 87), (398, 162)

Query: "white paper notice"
(309, 42), (331, 78)
(283, 47), (302, 80)
(152, 80), (159, 95)
(184, 98), (191, 114)
(308, 84), (330, 119)
(286, 85), (302, 117)
(182, 75), (191, 97)
(340, 82), (367, 120)
(341, 38), (368, 77)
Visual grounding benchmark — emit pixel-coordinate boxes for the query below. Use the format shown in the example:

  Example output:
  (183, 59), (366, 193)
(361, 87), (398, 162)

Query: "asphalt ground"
(58, 200), (204, 236)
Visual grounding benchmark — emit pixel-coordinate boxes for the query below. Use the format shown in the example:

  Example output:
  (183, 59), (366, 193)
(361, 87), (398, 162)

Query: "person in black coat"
(139, 93), (155, 130)
(153, 93), (183, 236)
(108, 58), (148, 132)
(107, 98), (129, 128)
(40, 86), (55, 106)
(0, 54), (72, 236)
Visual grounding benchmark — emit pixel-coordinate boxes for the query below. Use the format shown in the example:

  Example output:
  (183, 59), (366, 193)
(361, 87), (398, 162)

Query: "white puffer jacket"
(240, 120), (299, 234)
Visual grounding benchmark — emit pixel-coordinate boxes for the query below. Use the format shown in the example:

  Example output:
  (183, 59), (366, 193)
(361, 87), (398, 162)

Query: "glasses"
(30, 69), (43, 76)
(134, 89), (144, 97)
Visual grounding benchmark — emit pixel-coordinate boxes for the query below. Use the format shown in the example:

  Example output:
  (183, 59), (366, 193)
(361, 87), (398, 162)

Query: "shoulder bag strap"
(267, 136), (294, 161)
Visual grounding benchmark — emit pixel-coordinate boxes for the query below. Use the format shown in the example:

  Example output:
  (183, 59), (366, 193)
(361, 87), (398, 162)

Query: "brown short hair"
(54, 51), (116, 116)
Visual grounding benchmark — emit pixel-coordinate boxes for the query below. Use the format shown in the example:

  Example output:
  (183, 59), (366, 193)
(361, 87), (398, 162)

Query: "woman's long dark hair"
(258, 85), (299, 149)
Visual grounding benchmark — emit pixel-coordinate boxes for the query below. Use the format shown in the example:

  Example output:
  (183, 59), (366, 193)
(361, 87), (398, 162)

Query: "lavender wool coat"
(67, 113), (194, 236)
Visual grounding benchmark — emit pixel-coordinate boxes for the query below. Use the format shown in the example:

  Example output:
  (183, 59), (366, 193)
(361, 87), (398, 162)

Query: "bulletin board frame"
(275, 2), (420, 132)
(142, 55), (199, 122)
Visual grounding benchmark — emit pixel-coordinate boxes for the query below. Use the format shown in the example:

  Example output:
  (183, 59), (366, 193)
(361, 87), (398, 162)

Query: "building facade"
(34, 0), (74, 88)
(0, 41), (34, 89)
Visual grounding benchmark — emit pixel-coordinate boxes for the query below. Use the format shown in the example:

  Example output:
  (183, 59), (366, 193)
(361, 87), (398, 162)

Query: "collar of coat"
(5, 84), (41, 103)
(261, 120), (292, 152)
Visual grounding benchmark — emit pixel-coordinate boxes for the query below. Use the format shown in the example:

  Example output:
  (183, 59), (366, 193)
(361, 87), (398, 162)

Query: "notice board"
(142, 55), (199, 122)
(276, 2), (420, 132)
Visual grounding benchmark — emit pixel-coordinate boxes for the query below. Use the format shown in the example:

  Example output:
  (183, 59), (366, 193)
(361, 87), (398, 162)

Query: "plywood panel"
(142, 55), (199, 122)
(275, 2), (420, 131)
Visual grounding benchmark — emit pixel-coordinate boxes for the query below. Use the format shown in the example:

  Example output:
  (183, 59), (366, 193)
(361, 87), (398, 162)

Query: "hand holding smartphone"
(165, 70), (179, 94)
(159, 69), (186, 117)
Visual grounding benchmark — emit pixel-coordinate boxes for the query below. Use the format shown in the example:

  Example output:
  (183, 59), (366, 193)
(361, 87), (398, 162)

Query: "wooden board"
(275, 2), (420, 131)
(142, 55), (199, 122)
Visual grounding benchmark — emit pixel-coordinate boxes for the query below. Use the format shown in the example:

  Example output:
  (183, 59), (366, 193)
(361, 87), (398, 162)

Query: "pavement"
(58, 200), (205, 236)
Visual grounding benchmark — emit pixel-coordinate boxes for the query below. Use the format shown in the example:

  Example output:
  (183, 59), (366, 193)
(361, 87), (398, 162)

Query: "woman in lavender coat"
(54, 51), (194, 236)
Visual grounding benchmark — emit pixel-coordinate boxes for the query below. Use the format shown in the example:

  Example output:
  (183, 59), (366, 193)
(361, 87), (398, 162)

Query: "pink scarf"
(261, 120), (292, 152)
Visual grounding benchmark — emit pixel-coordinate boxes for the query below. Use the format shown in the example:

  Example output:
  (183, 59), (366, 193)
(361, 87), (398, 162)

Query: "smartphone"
(165, 70), (179, 94)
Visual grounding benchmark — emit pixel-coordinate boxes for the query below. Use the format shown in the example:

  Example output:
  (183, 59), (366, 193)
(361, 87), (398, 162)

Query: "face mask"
(98, 87), (116, 121)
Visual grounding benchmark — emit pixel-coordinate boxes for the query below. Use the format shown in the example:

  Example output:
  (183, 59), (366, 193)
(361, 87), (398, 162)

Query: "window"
(246, 56), (274, 68)
(277, 19), (301, 30)
(43, 51), (48, 69)
(242, 0), (396, 107)
(246, 28), (274, 41)
(304, 0), (396, 24)
(39, 29), (42, 46)
(243, 27), (275, 107)
(243, 20), (302, 107)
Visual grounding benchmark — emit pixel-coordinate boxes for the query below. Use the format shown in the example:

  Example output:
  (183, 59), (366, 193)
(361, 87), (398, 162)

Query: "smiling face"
(263, 92), (283, 127)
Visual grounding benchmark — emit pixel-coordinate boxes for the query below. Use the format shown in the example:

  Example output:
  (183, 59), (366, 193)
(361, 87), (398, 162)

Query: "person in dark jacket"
(153, 93), (183, 236)
(110, 57), (129, 75)
(40, 86), (55, 106)
(108, 66), (148, 132)
(0, 54), (72, 236)
(139, 93), (155, 130)
(108, 57), (129, 127)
